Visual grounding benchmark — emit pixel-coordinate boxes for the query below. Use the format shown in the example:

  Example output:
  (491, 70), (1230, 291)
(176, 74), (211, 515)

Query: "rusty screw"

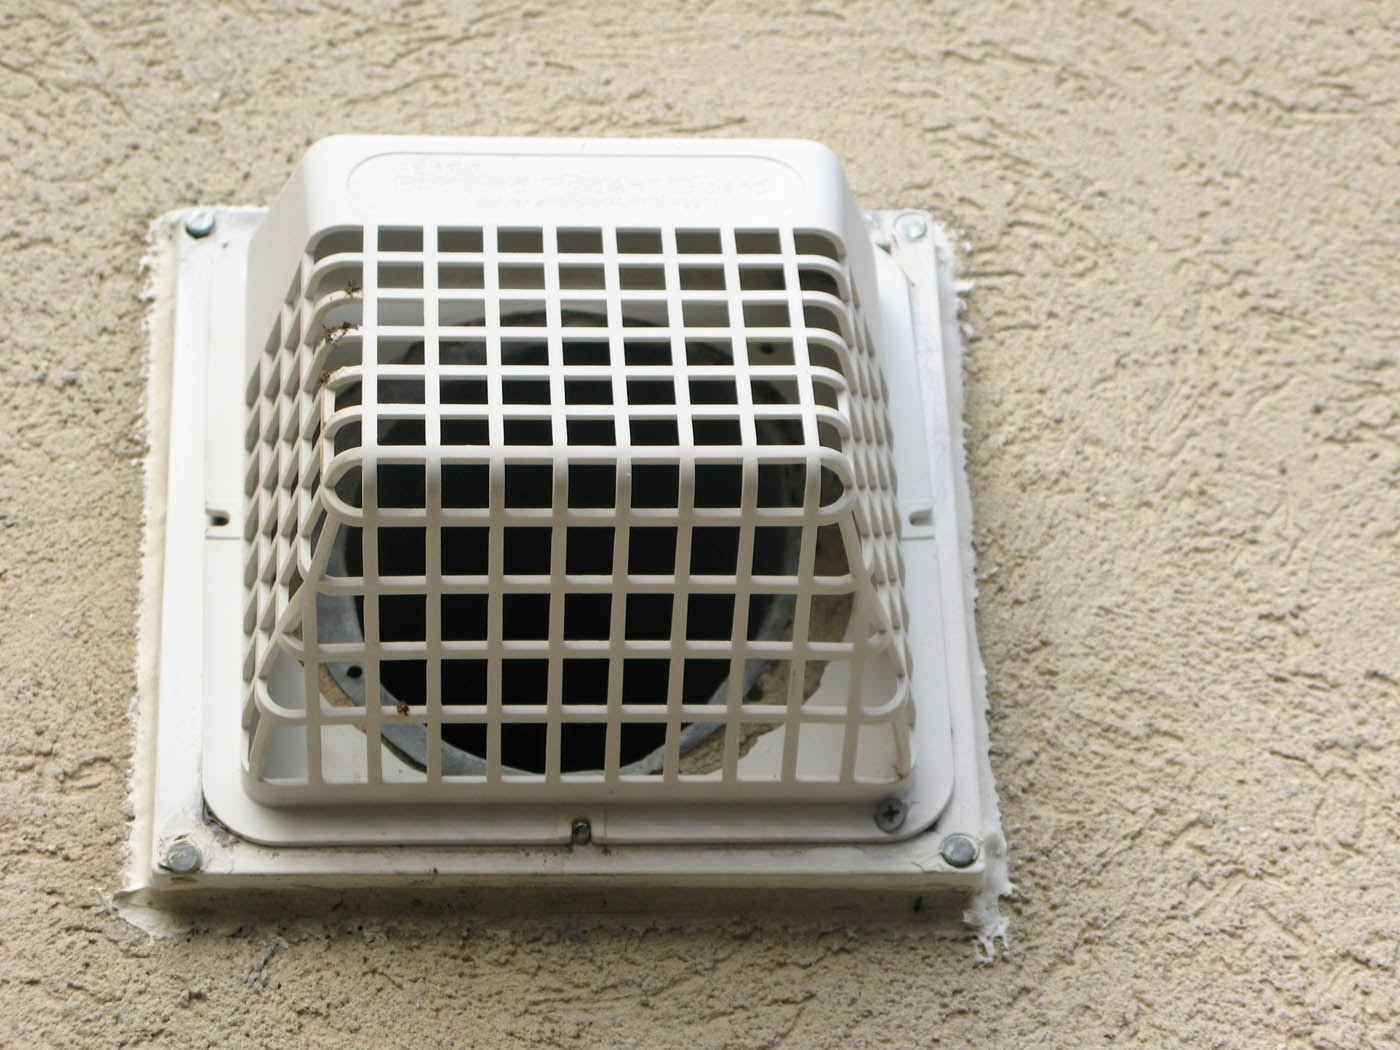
(940, 834), (979, 868)
(571, 818), (592, 846)
(162, 837), (203, 874)
(874, 796), (908, 833)
(896, 213), (928, 240)
(184, 210), (216, 239)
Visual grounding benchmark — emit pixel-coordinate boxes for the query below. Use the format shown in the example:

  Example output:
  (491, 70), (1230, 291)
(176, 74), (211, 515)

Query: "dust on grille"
(241, 223), (912, 801)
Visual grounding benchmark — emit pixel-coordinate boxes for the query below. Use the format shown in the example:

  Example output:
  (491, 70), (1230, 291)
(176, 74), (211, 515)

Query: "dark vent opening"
(328, 308), (807, 775)
(345, 435), (797, 774)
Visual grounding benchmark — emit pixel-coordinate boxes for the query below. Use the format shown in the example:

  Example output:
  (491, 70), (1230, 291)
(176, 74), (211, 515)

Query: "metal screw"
(570, 818), (592, 846)
(184, 210), (217, 239)
(874, 796), (908, 833)
(162, 837), (203, 874)
(896, 213), (928, 241)
(940, 834), (979, 868)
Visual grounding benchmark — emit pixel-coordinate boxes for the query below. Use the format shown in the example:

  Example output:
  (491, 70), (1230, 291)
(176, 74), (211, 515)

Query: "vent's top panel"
(246, 137), (874, 371)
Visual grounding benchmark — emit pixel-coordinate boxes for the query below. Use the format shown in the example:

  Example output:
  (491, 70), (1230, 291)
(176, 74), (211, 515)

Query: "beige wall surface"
(2, 1), (1398, 1047)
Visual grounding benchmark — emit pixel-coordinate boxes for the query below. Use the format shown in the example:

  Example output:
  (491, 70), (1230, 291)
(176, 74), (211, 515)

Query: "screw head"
(874, 796), (908, 833)
(896, 213), (928, 241)
(184, 210), (217, 239)
(162, 837), (203, 874)
(940, 834), (979, 869)
(570, 818), (592, 846)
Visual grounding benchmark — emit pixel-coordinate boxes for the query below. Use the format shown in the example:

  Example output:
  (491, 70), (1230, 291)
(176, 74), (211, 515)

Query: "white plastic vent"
(134, 138), (1005, 900)
(245, 221), (912, 802)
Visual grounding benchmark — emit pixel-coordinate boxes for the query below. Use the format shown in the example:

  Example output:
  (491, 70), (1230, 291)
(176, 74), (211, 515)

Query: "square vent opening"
(133, 137), (1005, 907)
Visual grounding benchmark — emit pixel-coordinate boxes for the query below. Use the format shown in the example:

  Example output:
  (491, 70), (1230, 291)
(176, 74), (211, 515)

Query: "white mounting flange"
(130, 197), (1003, 898)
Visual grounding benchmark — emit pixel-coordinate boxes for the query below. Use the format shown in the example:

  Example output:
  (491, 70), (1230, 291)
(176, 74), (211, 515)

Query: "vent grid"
(242, 223), (912, 801)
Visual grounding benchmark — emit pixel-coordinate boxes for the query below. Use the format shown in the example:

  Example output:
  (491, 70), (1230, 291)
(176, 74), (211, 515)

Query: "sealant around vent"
(243, 222), (913, 801)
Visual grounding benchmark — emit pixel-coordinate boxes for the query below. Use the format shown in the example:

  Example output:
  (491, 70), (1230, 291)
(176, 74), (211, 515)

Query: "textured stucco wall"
(3, 1), (1399, 1047)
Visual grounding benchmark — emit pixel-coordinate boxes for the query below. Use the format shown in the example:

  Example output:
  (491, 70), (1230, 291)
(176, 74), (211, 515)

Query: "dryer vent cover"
(138, 137), (1003, 896)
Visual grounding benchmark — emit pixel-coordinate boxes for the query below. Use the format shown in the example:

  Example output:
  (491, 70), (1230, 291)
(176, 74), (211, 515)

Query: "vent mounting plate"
(132, 138), (1003, 898)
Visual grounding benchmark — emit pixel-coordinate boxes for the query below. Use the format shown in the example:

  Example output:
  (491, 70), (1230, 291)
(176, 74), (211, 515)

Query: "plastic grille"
(241, 223), (912, 801)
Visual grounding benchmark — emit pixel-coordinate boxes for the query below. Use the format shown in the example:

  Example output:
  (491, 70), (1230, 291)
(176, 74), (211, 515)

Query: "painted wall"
(2, 2), (1397, 1046)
